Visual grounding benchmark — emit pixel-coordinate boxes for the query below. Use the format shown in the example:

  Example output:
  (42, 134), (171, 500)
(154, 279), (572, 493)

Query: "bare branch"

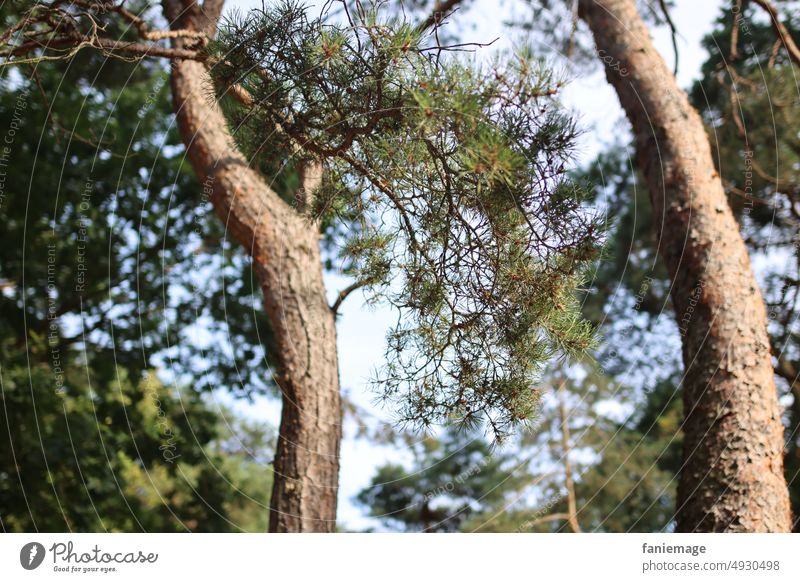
(520, 512), (572, 529)
(752, 0), (800, 67)
(417, 0), (467, 31)
(557, 382), (581, 533)
(0, 1), (209, 65)
(0, 35), (203, 64)
(730, 0), (742, 61)
(330, 278), (370, 315)
(658, 0), (679, 75)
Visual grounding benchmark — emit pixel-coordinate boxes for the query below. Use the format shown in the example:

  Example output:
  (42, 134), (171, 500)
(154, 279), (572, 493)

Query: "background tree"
(0, 4), (274, 532)
(554, 0), (800, 530)
(365, 363), (679, 533)
(549, 0), (800, 530)
(512, 0), (789, 531)
(693, 4), (800, 528)
(356, 428), (525, 532)
(549, 0), (791, 532)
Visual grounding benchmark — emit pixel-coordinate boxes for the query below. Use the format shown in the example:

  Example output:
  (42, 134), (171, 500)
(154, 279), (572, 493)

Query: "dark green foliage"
(0, 9), (275, 530)
(0, 350), (274, 531)
(211, 1), (603, 440)
(691, 0), (800, 238)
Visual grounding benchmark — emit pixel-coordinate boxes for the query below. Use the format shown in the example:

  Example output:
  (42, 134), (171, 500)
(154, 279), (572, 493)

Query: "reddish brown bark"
(579, 0), (791, 531)
(162, 0), (341, 532)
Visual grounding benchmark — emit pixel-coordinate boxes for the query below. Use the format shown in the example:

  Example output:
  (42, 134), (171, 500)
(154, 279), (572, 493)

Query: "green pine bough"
(210, 0), (603, 440)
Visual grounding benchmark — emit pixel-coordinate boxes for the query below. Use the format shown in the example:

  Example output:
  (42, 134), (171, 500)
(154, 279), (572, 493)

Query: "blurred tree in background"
(359, 363), (679, 532)
(356, 428), (524, 532)
(0, 4), (274, 531)
(573, 1), (800, 527)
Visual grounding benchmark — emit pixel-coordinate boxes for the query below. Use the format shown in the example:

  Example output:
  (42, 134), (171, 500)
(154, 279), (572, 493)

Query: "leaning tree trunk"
(163, 0), (342, 532)
(579, 0), (791, 531)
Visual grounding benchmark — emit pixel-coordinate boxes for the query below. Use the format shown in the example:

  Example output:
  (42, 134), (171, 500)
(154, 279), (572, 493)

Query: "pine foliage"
(210, 0), (602, 440)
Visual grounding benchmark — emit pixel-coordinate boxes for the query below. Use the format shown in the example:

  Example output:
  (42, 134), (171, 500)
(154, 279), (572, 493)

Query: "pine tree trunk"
(579, 0), (791, 531)
(263, 226), (341, 533)
(163, 0), (342, 532)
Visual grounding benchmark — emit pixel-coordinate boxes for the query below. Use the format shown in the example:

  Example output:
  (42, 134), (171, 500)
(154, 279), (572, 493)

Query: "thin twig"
(331, 278), (370, 315)
(417, 0), (466, 32)
(658, 0), (679, 75)
(730, 0), (741, 61)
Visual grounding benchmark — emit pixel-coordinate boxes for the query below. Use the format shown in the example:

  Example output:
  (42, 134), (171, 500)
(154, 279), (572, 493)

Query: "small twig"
(29, 67), (61, 145)
(519, 513), (572, 530)
(418, 38), (499, 53)
(227, 82), (255, 107)
(768, 37), (782, 68)
(557, 382), (581, 533)
(330, 278), (370, 315)
(417, 0), (466, 32)
(658, 0), (679, 75)
(567, 0), (579, 58)
(0, 35), (203, 64)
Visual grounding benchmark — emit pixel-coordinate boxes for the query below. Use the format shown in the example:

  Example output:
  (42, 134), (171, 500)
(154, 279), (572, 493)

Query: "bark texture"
(162, 0), (342, 532)
(580, 0), (791, 532)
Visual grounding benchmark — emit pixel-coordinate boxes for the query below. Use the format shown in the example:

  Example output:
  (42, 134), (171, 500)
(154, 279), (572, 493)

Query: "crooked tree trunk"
(163, 0), (342, 532)
(579, 0), (791, 531)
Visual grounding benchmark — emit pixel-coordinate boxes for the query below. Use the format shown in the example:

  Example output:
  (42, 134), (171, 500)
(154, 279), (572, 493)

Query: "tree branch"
(658, 0), (679, 75)
(0, 35), (203, 63)
(521, 512), (571, 530)
(0, 1), (210, 65)
(330, 278), (370, 315)
(417, 0), (467, 31)
(752, 0), (800, 67)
